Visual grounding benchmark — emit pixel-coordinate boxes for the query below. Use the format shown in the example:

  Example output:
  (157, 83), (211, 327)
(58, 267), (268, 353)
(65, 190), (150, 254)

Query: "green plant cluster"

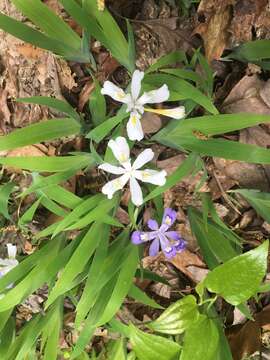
(0, 1), (269, 359)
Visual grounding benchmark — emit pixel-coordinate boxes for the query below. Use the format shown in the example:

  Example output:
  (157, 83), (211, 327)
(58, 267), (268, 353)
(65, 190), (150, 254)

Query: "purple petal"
(163, 246), (177, 259)
(131, 230), (157, 245)
(175, 240), (186, 253)
(131, 231), (144, 244)
(149, 237), (160, 257)
(147, 219), (159, 230)
(165, 231), (181, 241)
(161, 208), (177, 230)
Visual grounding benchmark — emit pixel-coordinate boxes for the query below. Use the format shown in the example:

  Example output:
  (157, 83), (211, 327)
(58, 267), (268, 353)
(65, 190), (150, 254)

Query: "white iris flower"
(101, 70), (185, 141)
(98, 137), (167, 206)
(0, 243), (18, 278)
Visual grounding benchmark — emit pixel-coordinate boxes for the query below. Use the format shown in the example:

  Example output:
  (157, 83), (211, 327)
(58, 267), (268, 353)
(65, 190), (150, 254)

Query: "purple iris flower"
(131, 208), (186, 258)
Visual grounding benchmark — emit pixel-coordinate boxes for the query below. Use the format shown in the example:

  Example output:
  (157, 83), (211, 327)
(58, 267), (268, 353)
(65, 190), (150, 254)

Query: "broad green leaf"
(0, 154), (93, 172)
(0, 118), (81, 152)
(146, 51), (188, 73)
(89, 80), (106, 126)
(0, 182), (15, 219)
(148, 295), (200, 334)
(129, 323), (181, 360)
(39, 182), (81, 210)
(188, 207), (240, 269)
(46, 223), (107, 308)
(161, 68), (203, 85)
(203, 241), (269, 305)
(127, 20), (136, 73)
(17, 96), (81, 123)
(144, 152), (197, 202)
(180, 315), (220, 360)
(234, 189), (270, 223)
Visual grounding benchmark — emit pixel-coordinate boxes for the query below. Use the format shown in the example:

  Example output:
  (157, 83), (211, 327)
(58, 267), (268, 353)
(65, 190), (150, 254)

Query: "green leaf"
(180, 315), (220, 360)
(154, 113), (270, 141)
(0, 154), (93, 172)
(0, 182), (15, 220)
(46, 223), (107, 308)
(0, 118), (81, 152)
(188, 207), (241, 269)
(96, 247), (139, 325)
(128, 284), (163, 309)
(146, 51), (188, 73)
(148, 295), (200, 334)
(129, 323), (181, 360)
(127, 20), (136, 73)
(0, 317), (15, 357)
(234, 189), (270, 224)
(145, 73), (218, 114)
(86, 110), (127, 143)
(203, 241), (269, 305)
(107, 338), (127, 360)
(228, 39), (270, 62)
(144, 153), (197, 202)
(156, 135), (270, 165)
(89, 80), (106, 126)
(11, 0), (81, 48)
(17, 96), (81, 123)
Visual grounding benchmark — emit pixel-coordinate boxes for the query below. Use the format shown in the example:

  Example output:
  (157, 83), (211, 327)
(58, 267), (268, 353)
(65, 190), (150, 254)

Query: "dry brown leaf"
(227, 305), (270, 360)
(141, 112), (162, 135)
(78, 81), (95, 112)
(195, 0), (233, 62)
(169, 249), (206, 282)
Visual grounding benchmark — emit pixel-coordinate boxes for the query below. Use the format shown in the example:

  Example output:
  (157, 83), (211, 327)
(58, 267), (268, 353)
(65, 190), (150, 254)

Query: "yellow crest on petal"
(97, 0), (105, 11)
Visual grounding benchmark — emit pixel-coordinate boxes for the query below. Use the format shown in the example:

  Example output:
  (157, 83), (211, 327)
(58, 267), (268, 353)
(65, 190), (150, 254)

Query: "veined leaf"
(203, 241), (269, 305)
(181, 315), (220, 360)
(145, 50), (188, 73)
(148, 295), (200, 334)
(89, 80), (106, 126)
(129, 323), (181, 360)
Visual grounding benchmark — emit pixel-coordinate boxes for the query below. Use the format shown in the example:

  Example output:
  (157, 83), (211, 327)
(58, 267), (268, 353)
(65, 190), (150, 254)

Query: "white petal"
(135, 169), (167, 185)
(126, 112), (144, 141)
(101, 173), (130, 199)
(108, 137), (130, 164)
(101, 81), (131, 104)
(131, 70), (144, 100)
(98, 163), (125, 175)
(137, 84), (169, 105)
(133, 149), (154, 170)
(130, 177), (143, 206)
(7, 244), (17, 259)
(145, 106), (185, 119)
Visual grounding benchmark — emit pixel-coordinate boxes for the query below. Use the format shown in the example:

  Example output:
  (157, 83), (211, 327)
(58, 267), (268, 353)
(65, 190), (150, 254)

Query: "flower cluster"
(132, 208), (186, 258)
(100, 70), (186, 258)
